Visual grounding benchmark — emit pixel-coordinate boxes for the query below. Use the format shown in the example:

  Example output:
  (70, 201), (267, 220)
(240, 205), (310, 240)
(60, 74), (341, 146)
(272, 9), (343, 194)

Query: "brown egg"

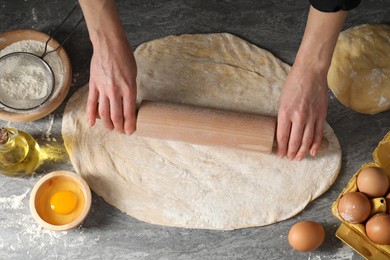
(357, 167), (389, 197)
(288, 221), (325, 252)
(386, 193), (390, 213)
(365, 213), (390, 245)
(338, 192), (371, 223)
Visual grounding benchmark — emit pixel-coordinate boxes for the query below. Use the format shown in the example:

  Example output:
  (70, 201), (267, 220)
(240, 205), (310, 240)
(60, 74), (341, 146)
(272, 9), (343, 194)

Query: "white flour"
(0, 189), (29, 210)
(0, 188), (93, 254)
(0, 40), (64, 110)
(44, 114), (55, 141)
(0, 56), (49, 100)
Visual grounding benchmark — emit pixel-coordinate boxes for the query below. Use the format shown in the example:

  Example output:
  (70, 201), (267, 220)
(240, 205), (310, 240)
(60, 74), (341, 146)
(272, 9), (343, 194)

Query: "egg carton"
(332, 132), (390, 259)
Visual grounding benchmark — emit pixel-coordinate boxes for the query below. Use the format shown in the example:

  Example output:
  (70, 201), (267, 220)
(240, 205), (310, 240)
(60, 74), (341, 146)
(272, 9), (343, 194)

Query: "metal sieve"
(0, 4), (83, 111)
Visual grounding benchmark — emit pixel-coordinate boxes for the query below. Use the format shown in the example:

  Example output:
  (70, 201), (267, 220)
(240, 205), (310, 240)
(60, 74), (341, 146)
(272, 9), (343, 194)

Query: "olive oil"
(0, 127), (40, 177)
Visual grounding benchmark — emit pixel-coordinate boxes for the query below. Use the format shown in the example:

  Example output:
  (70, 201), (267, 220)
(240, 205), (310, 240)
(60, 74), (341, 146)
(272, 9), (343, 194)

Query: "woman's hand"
(277, 63), (328, 160)
(79, 0), (137, 135)
(87, 40), (137, 135)
(277, 6), (347, 160)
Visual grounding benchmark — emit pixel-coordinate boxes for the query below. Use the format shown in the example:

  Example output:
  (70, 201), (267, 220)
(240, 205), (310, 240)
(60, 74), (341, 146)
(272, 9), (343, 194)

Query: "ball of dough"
(328, 24), (390, 114)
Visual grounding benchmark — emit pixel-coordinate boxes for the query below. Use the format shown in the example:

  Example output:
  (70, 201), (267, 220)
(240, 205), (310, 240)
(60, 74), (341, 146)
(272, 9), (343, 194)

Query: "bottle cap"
(0, 127), (9, 144)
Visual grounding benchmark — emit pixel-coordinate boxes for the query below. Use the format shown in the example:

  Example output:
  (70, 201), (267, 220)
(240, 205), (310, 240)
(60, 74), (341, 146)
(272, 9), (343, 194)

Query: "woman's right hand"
(87, 39), (137, 135)
(79, 0), (137, 135)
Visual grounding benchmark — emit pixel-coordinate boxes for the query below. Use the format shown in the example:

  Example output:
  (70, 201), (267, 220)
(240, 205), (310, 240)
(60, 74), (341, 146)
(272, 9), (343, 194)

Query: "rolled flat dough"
(62, 33), (341, 230)
(328, 24), (390, 114)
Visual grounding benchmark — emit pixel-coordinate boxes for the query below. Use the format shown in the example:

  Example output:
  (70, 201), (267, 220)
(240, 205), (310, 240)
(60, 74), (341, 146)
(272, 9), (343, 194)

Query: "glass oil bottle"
(0, 127), (40, 177)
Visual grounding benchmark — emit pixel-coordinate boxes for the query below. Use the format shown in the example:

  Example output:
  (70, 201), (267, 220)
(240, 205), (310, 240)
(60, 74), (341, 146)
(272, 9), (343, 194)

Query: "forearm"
(79, 0), (129, 49)
(78, 0), (137, 134)
(277, 6), (348, 159)
(294, 6), (347, 75)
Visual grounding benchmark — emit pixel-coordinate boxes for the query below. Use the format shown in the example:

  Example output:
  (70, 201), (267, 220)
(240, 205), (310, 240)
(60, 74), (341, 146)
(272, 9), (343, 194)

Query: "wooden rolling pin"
(136, 101), (276, 153)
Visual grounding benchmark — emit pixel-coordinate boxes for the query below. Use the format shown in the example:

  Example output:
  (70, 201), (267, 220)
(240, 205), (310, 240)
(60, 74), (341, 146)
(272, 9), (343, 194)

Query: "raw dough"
(328, 24), (390, 114)
(62, 33), (341, 230)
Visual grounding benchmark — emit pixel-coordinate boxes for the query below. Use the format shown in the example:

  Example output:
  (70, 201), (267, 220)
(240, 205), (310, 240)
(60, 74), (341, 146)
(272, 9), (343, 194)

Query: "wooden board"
(0, 29), (71, 122)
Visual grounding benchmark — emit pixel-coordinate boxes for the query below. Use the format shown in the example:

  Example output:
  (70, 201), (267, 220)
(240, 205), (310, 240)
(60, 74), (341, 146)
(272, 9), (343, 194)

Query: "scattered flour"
(328, 244), (355, 259)
(0, 188), (93, 255)
(43, 114), (55, 141)
(32, 8), (37, 22)
(0, 189), (29, 210)
(307, 244), (354, 260)
(349, 69), (357, 79)
(0, 40), (64, 111)
(379, 95), (390, 107)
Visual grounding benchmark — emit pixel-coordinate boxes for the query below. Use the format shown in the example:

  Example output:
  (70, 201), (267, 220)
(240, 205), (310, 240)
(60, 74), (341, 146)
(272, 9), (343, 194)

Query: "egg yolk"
(49, 190), (78, 215)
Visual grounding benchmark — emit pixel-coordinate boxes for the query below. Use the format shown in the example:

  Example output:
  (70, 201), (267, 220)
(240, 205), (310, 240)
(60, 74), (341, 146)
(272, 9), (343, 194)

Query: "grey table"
(0, 0), (389, 259)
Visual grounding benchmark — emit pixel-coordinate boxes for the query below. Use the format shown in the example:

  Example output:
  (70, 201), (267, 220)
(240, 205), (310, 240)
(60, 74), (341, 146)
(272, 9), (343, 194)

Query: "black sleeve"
(310, 0), (361, 12)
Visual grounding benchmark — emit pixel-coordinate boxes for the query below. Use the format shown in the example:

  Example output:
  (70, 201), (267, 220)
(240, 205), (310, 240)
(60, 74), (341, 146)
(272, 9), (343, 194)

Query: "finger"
(287, 121), (305, 160)
(123, 94), (136, 135)
(87, 84), (99, 126)
(310, 119), (325, 157)
(276, 116), (292, 158)
(295, 123), (315, 161)
(98, 96), (114, 130)
(110, 96), (125, 134)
